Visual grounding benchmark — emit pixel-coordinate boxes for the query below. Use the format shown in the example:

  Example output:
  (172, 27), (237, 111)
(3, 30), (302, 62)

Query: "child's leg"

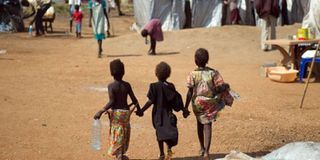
(158, 140), (165, 159)
(148, 38), (156, 55)
(197, 121), (205, 156)
(97, 40), (102, 58)
(203, 123), (212, 159)
(166, 141), (173, 160)
(70, 19), (73, 32)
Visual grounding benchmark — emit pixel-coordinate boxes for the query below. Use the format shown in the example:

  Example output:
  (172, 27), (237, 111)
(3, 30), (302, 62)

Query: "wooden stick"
(299, 42), (320, 108)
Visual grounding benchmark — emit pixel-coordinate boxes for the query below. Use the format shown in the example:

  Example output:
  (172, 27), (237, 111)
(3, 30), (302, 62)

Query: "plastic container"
(267, 66), (299, 83)
(91, 119), (101, 150)
(28, 25), (33, 37)
(297, 28), (308, 40)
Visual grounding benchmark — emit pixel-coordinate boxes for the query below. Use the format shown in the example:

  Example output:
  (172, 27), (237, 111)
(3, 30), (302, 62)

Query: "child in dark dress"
(94, 59), (140, 160)
(136, 62), (189, 160)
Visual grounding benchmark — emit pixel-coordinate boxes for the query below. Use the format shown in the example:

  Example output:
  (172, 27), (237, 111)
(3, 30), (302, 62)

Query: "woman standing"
(88, 0), (110, 58)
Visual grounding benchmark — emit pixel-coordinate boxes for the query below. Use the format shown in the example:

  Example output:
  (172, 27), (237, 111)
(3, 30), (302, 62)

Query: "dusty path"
(0, 13), (319, 160)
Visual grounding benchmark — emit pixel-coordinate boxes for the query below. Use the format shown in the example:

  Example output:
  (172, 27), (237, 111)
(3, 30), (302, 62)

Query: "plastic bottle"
(229, 90), (240, 100)
(28, 25), (33, 37)
(91, 119), (101, 150)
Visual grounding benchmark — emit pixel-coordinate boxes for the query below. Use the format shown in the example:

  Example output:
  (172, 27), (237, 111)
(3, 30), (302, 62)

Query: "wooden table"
(265, 39), (320, 68)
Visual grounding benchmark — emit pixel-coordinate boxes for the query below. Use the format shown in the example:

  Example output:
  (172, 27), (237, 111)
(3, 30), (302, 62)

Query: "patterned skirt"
(192, 96), (224, 124)
(107, 109), (131, 156)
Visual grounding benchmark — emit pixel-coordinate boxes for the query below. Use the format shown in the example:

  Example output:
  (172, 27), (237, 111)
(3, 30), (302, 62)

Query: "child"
(88, 0), (111, 58)
(94, 59), (140, 160)
(141, 19), (163, 55)
(72, 5), (83, 38)
(136, 62), (189, 160)
(184, 48), (233, 160)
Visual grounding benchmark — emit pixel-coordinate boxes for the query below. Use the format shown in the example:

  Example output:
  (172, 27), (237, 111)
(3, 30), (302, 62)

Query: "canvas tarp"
(302, 0), (320, 38)
(191, 0), (223, 28)
(132, 0), (185, 31)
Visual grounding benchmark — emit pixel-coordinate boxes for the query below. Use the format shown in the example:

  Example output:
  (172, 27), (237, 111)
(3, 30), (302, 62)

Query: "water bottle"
(91, 119), (101, 150)
(28, 25), (33, 37)
(229, 90), (240, 100)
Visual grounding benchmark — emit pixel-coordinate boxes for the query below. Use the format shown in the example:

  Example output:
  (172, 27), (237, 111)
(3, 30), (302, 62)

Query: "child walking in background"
(94, 59), (140, 160)
(184, 48), (234, 160)
(72, 5), (83, 38)
(136, 62), (189, 160)
(88, 0), (111, 58)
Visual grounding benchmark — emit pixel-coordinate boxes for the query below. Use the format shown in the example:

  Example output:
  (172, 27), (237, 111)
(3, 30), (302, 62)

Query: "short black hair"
(195, 48), (209, 67)
(141, 29), (148, 37)
(110, 59), (124, 79)
(155, 62), (171, 81)
(75, 5), (80, 11)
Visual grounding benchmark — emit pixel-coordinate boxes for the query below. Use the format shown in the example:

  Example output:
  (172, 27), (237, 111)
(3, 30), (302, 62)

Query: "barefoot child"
(136, 62), (189, 160)
(72, 5), (83, 38)
(94, 59), (140, 160)
(184, 48), (234, 160)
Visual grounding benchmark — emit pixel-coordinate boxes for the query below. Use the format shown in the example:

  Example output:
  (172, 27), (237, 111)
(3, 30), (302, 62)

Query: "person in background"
(68, 0), (81, 33)
(115, 0), (124, 16)
(140, 18), (163, 55)
(224, 0), (241, 24)
(72, 5), (83, 38)
(255, 0), (280, 51)
(22, 0), (52, 36)
(88, 0), (111, 58)
(184, 48), (233, 160)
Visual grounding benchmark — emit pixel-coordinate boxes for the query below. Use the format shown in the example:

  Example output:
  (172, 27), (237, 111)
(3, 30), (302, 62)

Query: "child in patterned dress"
(94, 59), (140, 160)
(184, 48), (233, 160)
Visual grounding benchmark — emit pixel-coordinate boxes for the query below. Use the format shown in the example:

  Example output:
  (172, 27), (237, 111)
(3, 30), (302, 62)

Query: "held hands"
(135, 108), (144, 117)
(182, 108), (190, 118)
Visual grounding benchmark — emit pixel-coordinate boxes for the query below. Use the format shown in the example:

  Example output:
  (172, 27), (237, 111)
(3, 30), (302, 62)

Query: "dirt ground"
(0, 8), (320, 160)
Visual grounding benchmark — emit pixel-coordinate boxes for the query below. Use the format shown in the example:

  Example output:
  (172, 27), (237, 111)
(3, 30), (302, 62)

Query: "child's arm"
(127, 84), (140, 108)
(140, 100), (152, 115)
(183, 88), (193, 118)
(94, 86), (115, 119)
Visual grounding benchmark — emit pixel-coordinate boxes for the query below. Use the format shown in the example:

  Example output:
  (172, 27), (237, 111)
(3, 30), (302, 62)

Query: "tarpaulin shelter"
(132, 0), (313, 31)
(132, 0), (186, 31)
(302, 0), (320, 38)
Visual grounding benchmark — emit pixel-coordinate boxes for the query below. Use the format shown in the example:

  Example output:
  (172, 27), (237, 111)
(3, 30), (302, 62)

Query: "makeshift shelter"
(132, 0), (313, 31)
(287, 0), (310, 24)
(132, 0), (186, 31)
(191, 0), (223, 28)
(302, 0), (320, 38)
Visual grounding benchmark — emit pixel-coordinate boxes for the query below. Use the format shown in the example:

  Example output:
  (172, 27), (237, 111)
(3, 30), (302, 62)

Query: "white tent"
(191, 0), (223, 28)
(132, 0), (312, 31)
(302, 0), (320, 38)
(132, 0), (185, 31)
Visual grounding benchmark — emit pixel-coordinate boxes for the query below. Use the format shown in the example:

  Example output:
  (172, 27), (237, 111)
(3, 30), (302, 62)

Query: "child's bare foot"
(199, 149), (205, 156)
(166, 149), (173, 160)
(203, 153), (210, 160)
(159, 155), (165, 160)
(148, 50), (155, 55)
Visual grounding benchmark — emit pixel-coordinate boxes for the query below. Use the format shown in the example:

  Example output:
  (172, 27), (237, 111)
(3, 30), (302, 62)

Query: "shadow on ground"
(130, 151), (270, 160)
(106, 54), (142, 58)
(155, 52), (180, 56)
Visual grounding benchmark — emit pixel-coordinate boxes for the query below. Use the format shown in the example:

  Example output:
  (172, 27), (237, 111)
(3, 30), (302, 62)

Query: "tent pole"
(299, 41), (320, 109)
